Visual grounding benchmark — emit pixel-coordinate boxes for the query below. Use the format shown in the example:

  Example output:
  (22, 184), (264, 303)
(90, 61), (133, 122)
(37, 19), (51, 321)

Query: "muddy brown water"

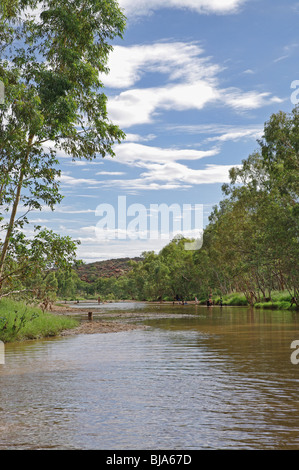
(1, 303), (299, 449)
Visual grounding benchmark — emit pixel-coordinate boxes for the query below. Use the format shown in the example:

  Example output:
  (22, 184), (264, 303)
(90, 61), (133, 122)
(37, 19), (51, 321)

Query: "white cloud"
(118, 0), (247, 18)
(221, 89), (283, 110)
(76, 238), (171, 262)
(69, 160), (104, 166)
(205, 126), (263, 143)
(114, 142), (219, 165)
(167, 123), (263, 142)
(55, 208), (96, 214)
(104, 42), (221, 126)
(95, 171), (125, 176)
(105, 41), (282, 128)
(102, 42), (219, 89)
(108, 83), (282, 128)
(52, 142), (225, 193)
(143, 162), (236, 184)
(53, 141), (235, 192)
(57, 225), (96, 236)
(35, 205), (96, 214)
(108, 82), (220, 127)
(57, 173), (99, 186)
(96, 161), (236, 191)
(95, 178), (191, 191)
(124, 133), (156, 142)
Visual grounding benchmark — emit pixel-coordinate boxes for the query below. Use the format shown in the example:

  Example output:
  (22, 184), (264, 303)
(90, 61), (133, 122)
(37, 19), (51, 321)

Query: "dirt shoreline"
(60, 320), (146, 336)
(49, 300), (243, 337)
(50, 303), (147, 336)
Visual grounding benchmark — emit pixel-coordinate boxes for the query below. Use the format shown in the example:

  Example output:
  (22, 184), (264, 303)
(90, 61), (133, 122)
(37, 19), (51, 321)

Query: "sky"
(30, 0), (299, 263)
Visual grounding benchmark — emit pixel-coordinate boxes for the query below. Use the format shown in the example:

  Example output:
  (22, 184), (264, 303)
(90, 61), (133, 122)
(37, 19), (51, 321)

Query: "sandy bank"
(60, 319), (146, 336)
(50, 303), (147, 335)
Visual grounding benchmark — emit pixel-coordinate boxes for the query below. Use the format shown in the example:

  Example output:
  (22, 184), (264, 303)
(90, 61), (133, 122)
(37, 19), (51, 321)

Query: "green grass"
(0, 298), (79, 343)
(254, 291), (297, 310)
(269, 291), (292, 302)
(254, 300), (297, 310)
(211, 293), (249, 306)
(254, 301), (291, 310)
(202, 291), (297, 310)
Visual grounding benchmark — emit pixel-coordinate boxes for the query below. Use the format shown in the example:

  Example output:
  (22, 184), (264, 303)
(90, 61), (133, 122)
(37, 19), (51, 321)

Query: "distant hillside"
(75, 257), (142, 283)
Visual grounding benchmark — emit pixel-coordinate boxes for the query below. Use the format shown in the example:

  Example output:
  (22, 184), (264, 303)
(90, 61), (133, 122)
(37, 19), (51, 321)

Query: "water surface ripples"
(1, 306), (299, 449)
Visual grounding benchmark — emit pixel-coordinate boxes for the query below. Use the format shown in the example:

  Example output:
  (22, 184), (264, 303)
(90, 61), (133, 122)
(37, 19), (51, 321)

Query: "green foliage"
(0, 228), (79, 305)
(254, 301), (292, 310)
(0, 0), (126, 302)
(2, 10), (296, 319)
(80, 107), (299, 310)
(0, 298), (78, 342)
(205, 106), (299, 308)
(213, 293), (248, 306)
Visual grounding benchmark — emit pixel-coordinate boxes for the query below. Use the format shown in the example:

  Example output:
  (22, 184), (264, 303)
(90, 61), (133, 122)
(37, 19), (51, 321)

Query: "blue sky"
(31, 0), (299, 262)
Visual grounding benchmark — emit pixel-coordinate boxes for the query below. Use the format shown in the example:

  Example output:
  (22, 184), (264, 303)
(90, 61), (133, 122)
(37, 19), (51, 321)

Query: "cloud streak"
(114, 142), (219, 165)
(96, 161), (236, 191)
(118, 0), (247, 18)
(104, 42), (282, 128)
(102, 42), (219, 89)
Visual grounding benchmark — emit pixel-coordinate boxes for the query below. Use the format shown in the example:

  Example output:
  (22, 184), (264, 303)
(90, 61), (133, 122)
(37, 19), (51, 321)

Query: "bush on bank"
(0, 298), (78, 343)
(197, 291), (297, 309)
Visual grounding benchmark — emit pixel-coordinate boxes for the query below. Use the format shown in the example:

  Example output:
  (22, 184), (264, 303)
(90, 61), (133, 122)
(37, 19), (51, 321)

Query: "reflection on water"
(1, 306), (299, 449)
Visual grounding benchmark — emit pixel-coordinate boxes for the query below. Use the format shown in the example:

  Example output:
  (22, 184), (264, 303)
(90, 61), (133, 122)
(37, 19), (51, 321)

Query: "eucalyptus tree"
(259, 106), (299, 200)
(225, 107), (299, 203)
(0, 0), (126, 296)
(221, 107), (299, 306)
(2, 227), (79, 302)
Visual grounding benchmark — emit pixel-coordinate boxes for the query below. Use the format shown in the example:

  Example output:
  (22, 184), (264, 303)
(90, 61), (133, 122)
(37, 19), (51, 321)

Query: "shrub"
(0, 298), (78, 342)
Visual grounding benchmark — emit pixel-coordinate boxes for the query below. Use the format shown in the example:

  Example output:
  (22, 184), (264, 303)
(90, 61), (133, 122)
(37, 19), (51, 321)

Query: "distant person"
(98, 296), (101, 304)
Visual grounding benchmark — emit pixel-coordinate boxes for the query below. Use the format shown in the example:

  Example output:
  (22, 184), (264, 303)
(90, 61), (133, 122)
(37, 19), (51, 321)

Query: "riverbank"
(1, 294), (297, 344)
(0, 299), (147, 343)
(0, 299), (79, 343)
(60, 319), (147, 336)
(57, 293), (298, 310)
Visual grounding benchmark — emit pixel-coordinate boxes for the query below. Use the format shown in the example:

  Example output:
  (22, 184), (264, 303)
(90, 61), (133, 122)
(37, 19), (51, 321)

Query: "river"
(0, 303), (299, 450)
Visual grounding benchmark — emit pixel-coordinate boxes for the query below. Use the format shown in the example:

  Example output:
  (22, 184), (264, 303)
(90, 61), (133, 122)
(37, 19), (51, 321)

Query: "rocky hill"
(75, 257), (142, 283)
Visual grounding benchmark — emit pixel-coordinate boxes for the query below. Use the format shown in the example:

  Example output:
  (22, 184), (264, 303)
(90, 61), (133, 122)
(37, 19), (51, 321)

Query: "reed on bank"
(0, 298), (78, 343)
